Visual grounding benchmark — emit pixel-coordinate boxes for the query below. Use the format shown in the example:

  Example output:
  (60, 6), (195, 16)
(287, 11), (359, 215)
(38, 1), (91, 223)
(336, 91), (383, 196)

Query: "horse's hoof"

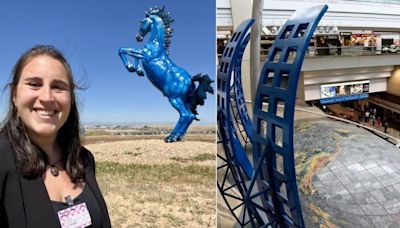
(164, 135), (178, 143)
(164, 136), (173, 143)
(127, 65), (136, 72)
(137, 69), (145, 76)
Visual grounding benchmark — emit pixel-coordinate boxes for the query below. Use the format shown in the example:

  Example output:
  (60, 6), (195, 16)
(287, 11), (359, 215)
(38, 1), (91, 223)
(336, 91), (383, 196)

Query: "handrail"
(219, 45), (400, 62)
(341, 0), (400, 4)
(292, 106), (400, 148)
(258, 45), (400, 60)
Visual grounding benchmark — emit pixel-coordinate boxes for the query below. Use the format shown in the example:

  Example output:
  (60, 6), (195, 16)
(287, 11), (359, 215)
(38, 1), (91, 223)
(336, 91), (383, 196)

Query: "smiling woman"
(0, 45), (111, 228)
(14, 55), (72, 143)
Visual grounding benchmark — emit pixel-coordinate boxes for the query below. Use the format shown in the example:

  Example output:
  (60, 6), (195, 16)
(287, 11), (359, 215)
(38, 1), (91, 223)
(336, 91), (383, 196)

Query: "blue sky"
(0, 0), (216, 125)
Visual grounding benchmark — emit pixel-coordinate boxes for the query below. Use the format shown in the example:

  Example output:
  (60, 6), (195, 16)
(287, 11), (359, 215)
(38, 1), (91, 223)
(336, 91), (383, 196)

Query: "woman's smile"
(34, 108), (58, 119)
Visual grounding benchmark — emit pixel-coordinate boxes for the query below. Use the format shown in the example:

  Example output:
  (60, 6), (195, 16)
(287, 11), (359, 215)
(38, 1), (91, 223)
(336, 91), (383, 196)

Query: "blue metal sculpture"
(217, 5), (328, 227)
(119, 6), (213, 142)
(217, 19), (256, 227)
(231, 32), (254, 148)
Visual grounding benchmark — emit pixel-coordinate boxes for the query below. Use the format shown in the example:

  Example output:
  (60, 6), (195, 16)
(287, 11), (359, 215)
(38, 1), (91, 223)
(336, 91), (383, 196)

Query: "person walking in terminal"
(384, 119), (389, 133)
(365, 110), (370, 122)
(0, 45), (111, 228)
(336, 39), (342, 55)
(377, 116), (381, 127)
(372, 114), (376, 126)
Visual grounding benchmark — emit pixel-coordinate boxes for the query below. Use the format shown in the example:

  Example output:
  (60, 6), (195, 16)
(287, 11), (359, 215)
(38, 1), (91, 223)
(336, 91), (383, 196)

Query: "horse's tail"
(188, 73), (214, 121)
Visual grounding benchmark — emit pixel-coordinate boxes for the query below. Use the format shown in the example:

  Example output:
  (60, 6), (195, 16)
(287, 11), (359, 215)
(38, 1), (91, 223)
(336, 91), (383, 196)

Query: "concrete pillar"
(297, 73), (305, 101)
(250, 0), (264, 117)
(230, 0), (253, 116)
(388, 66), (400, 97)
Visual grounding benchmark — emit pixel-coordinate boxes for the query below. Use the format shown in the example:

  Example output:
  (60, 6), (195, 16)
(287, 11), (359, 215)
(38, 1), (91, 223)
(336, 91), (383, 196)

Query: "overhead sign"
(320, 93), (369, 104)
(340, 32), (352, 36)
(320, 80), (369, 104)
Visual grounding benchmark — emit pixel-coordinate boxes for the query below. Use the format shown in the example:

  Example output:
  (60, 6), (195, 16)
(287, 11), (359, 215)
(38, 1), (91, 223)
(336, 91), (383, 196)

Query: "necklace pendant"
(50, 166), (59, 177)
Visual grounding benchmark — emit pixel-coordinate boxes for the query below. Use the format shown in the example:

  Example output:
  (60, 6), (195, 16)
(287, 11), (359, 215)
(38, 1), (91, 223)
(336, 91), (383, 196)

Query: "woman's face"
(13, 55), (71, 140)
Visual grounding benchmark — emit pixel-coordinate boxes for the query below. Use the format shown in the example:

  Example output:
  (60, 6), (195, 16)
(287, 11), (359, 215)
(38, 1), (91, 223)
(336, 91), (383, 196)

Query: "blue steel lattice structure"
(119, 6), (213, 142)
(217, 19), (256, 227)
(217, 5), (328, 227)
(231, 33), (254, 148)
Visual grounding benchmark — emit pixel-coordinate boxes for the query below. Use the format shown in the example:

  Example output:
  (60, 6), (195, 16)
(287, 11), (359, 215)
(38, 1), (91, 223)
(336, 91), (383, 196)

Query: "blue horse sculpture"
(119, 6), (213, 142)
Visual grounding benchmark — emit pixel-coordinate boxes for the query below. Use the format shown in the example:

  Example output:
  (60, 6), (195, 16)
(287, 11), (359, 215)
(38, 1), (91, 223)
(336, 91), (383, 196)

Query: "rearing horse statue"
(119, 6), (213, 142)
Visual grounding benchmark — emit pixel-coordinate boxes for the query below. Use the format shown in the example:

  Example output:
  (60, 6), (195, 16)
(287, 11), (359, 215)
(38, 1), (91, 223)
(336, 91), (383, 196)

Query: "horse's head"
(136, 6), (174, 54)
(136, 12), (153, 42)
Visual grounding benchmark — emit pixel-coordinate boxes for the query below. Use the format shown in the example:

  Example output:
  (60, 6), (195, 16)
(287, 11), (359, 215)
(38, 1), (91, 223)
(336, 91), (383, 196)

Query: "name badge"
(57, 202), (92, 228)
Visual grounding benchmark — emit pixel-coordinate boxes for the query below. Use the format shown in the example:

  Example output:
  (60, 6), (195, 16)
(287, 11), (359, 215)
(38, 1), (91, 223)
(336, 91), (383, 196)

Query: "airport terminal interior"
(217, 0), (400, 227)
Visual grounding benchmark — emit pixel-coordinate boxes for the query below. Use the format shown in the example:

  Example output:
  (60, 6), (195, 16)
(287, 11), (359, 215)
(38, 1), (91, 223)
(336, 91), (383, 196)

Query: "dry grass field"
(84, 125), (216, 227)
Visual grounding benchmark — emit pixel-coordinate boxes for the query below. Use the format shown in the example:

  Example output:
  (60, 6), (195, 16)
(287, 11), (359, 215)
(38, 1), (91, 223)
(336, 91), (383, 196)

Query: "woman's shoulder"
(0, 130), (10, 146)
(80, 146), (98, 176)
(0, 131), (16, 172)
(0, 131), (15, 160)
(80, 146), (96, 166)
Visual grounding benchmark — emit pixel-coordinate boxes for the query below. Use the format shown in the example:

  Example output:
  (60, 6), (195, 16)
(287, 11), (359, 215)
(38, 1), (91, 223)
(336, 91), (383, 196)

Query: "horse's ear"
(145, 11), (150, 17)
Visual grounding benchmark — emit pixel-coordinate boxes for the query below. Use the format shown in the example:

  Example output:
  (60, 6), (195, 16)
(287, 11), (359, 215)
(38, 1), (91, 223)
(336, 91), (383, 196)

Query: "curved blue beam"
(217, 20), (256, 226)
(231, 33), (253, 145)
(252, 5), (328, 227)
(217, 19), (255, 178)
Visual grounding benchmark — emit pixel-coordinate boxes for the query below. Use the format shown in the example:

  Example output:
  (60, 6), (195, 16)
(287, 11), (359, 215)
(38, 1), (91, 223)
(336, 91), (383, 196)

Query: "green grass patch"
(170, 153), (215, 163)
(85, 129), (112, 136)
(192, 153), (215, 161)
(123, 151), (142, 156)
(170, 156), (187, 162)
(96, 161), (214, 184)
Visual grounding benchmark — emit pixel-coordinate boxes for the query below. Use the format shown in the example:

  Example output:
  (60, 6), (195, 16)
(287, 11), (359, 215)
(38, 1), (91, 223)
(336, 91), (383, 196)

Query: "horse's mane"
(147, 6), (174, 55)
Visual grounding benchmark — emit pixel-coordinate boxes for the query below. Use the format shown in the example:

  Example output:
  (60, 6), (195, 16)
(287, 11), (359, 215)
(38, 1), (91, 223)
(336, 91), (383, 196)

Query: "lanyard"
(64, 195), (74, 207)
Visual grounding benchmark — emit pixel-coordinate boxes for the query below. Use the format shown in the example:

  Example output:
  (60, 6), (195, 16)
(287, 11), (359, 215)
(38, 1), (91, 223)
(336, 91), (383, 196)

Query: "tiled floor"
(298, 118), (400, 227)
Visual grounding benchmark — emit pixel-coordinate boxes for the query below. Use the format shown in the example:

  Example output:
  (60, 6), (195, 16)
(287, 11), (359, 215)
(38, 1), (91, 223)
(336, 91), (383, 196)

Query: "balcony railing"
(259, 46), (400, 61)
(218, 45), (400, 63)
(341, 0), (400, 4)
(284, 0), (400, 5)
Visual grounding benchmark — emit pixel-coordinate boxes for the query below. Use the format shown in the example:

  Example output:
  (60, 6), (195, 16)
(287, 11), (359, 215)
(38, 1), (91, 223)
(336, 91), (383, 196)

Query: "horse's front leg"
(118, 47), (145, 76)
(166, 97), (195, 142)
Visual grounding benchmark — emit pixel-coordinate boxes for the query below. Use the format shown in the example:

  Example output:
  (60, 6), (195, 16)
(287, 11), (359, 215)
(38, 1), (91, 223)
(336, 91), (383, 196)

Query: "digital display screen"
(320, 80), (369, 104)
(321, 80), (369, 98)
